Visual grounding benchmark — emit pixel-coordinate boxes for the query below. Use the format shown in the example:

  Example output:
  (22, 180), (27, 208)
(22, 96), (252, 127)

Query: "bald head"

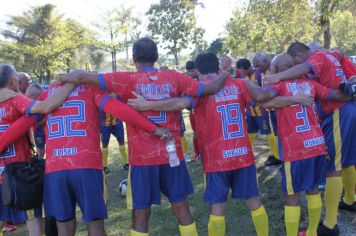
(271, 53), (294, 73)
(18, 72), (30, 94)
(252, 53), (270, 73)
(308, 42), (323, 52)
(25, 83), (43, 99)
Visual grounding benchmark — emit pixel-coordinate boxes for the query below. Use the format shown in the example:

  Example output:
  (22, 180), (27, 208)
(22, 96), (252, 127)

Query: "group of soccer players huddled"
(0, 37), (355, 236)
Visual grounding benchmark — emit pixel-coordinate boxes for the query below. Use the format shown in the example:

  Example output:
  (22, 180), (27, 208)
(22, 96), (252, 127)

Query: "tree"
(93, 6), (141, 72)
(1, 4), (90, 83)
(207, 38), (228, 55)
(226, 0), (316, 57)
(147, 0), (203, 66)
(331, 10), (356, 54)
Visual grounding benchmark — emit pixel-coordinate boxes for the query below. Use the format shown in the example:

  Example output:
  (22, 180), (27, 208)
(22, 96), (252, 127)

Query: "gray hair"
(0, 64), (16, 88)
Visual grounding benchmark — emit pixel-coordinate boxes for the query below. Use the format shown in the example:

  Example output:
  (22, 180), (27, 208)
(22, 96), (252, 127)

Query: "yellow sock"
(323, 176), (343, 229)
(273, 136), (280, 160)
(306, 194), (322, 236)
(208, 215), (225, 236)
(179, 222), (198, 236)
(266, 133), (277, 158)
(342, 166), (356, 205)
(102, 147), (108, 167)
(285, 205), (300, 236)
(248, 133), (256, 146)
(131, 229), (148, 236)
(181, 136), (189, 155)
(119, 144), (128, 164)
(251, 206), (269, 236)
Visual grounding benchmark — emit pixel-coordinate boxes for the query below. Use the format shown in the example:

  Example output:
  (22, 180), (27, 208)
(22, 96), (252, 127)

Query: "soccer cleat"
(123, 164), (129, 171)
(103, 167), (110, 174)
(264, 155), (282, 166)
(184, 155), (192, 163)
(338, 199), (356, 212)
(317, 222), (339, 236)
(2, 222), (17, 232)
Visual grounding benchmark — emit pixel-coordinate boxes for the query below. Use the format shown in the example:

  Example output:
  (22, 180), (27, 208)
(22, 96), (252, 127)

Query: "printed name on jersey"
(48, 85), (85, 97)
(222, 147), (248, 158)
(303, 136), (325, 148)
(211, 85), (240, 102)
(53, 147), (78, 157)
(136, 83), (173, 100)
(286, 82), (312, 95)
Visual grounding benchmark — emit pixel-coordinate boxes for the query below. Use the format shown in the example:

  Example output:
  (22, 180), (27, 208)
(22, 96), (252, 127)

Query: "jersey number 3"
(47, 100), (87, 139)
(217, 104), (244, 140)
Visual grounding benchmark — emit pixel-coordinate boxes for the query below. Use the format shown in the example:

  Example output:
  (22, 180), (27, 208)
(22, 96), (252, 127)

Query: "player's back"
(270, 78), (327, 161)
(194, 77), (254, 173)
(44, 84), (105, 173)
(0, 95), (33, 165)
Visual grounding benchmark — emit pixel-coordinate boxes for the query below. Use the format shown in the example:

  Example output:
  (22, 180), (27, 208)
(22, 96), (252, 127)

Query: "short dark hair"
(132, 37), (159, 63)
(0, 64), (16, 88)
(194, 52), (219, 74)
(236, 58), (251, 70)
(287, 42), (310, 57)
(185, 60), (195, 70)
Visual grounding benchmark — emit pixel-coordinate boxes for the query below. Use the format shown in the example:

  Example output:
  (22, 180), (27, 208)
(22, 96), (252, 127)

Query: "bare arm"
(264, 64), (311, 84)
(258, 93), (314, 108)
(245, 80), (276, 103)
(200, 71), (229, 95)
(59, 71), (100, 86)
(127, 91), (191, 112)
(329, 90), (351, 102)
(29, 83), (76, 114)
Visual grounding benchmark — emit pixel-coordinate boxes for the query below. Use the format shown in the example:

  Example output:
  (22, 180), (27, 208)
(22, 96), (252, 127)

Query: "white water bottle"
(166, 140), (180, 167)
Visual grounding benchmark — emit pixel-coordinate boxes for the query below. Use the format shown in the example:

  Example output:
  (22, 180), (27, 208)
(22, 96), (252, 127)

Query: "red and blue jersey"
(267, 78), (330, 161)
(42, 84), (110, 173)
(100, 94), (120, 127)
(0, 94), (37, 183)
(192, 77), (255, 173)
(99, 69), (205, 166)
(305, 51), (347, 117)
(246, 71), (265, 116)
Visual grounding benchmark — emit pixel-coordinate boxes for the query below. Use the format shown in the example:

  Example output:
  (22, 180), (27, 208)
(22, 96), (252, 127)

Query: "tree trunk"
(46, 69), (51, 84)
(111, 51), (117, 72)
(323, 21), (331, 49)
(174, 53), (179, 68)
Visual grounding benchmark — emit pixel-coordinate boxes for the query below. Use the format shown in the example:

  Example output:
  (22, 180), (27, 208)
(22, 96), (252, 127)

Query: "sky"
(0, 0), (248, 43)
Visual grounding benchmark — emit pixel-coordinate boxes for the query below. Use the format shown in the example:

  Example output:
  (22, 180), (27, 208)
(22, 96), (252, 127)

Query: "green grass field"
(13, 113), (355, 235)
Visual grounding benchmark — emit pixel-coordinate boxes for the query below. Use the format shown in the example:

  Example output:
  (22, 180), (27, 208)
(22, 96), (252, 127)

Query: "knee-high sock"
(181, 136), (189, 155)
(251, 206), (269, 236)
(285, 206), (300, 236)
(179, 222), (198, 236)
(131, 229), (148, 236)
(208, 215), (225, 236)
(342, 166), (356, 205)
(102, 147), (108, 167)
(266, 133), (278, 158)
(249, 133), (256, 146)
(306, 194), (322, 236)
(323, 176), (343, 229)
(103, 172), (107, 204)
(119, 144), (128, 164)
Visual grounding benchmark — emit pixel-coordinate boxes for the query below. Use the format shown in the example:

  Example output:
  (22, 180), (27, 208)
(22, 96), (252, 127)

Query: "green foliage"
(0, 4), (91, 83)
(207, 38), (228, 55)
(147, 0), (204, 65)
(226, 0), (316, 57)
(331, 10), (356, 55)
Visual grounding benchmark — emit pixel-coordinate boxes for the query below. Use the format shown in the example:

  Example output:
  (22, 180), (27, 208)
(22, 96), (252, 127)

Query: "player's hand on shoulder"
(0, 88), (17, 102)
(264, 74), (280, 84)
(294, 92), (314, 107)
(127, 91), (150, 111)
(58, 70), (86, 85)
(153, 126), (172, 141)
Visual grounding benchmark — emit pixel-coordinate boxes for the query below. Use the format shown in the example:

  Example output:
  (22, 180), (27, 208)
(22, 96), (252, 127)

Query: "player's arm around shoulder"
(127, 91), (193, 112)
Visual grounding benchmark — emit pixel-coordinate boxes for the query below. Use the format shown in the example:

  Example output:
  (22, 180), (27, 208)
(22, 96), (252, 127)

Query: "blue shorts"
(246, 113), (271, 135)
(321, 102), (356, 171)
(34, 126), (46, 149)
(0, 185), (42, 223)
(100, 122), (124, 146)
(280, 156), (327, 195)
(204, 165), (259, 204)
(269, 110), (278, 135)
(44, 169), (107, 222)
(127, 161), (194, 209)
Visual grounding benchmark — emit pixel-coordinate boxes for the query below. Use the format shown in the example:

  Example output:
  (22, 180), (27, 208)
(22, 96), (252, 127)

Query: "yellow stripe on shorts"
(333, 110), (342, 171)
(203, 174), (206, 192)
(26, 209), (35, 220)
(284, 162), (294, 195)
(126, 167), (133, 210)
